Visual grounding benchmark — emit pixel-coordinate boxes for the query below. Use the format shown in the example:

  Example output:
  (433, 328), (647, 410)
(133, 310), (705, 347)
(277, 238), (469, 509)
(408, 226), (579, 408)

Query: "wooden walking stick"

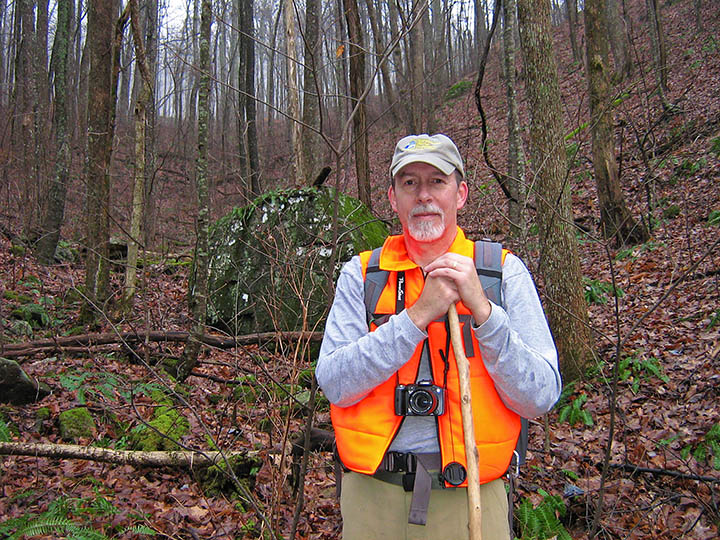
(448, 303), (483, 540)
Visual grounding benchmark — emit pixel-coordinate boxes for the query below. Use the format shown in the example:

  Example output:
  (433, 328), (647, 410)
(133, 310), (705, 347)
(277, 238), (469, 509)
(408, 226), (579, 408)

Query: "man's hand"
(421, 254), (492, 326)
(406, 272), (459, 331)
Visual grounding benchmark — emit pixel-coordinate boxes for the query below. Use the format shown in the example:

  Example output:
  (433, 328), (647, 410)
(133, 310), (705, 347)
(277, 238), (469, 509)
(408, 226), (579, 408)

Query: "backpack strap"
(474, 240), (503, 306)
(474, 241), (529, 474)
(363, 247), (392, 327)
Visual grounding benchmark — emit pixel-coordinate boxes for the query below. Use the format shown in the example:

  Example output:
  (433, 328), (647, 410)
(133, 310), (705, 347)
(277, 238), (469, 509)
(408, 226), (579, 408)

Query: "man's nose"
(416, 181), (432, 201)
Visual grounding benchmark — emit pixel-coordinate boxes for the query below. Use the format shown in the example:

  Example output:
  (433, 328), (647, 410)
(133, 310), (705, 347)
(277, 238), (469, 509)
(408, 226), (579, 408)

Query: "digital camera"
(394, 379), (445, 416)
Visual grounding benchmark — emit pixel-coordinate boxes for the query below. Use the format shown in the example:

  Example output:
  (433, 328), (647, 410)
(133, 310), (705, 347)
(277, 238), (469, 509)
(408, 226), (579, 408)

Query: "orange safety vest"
(331, 228), (521, 487)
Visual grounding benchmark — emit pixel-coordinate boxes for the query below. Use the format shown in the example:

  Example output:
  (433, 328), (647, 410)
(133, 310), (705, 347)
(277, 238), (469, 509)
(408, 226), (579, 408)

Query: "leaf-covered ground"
(1, 1), (719, 539)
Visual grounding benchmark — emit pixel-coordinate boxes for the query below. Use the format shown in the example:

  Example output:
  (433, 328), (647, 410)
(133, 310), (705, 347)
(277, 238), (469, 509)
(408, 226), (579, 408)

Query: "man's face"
(388, 162), (468, 243)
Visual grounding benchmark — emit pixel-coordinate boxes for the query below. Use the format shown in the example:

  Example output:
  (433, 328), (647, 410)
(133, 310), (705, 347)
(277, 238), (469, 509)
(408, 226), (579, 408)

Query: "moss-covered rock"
(58, 407), (96, 441)
(0, 357), (51, 405)
(130, 406), (189, 451)
(202, 186), (387, 335)
(34, 406), (52, 432)
(197, 454), (262, 496)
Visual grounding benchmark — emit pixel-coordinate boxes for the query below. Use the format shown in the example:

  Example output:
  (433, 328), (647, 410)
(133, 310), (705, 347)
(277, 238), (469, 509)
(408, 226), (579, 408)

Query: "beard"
(407, 204), (445, 242)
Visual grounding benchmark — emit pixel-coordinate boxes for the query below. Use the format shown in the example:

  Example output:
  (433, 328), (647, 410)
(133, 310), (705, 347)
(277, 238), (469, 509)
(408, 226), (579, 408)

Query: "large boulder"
(204, 186), (387, 335)
(0, 357), (51, 405)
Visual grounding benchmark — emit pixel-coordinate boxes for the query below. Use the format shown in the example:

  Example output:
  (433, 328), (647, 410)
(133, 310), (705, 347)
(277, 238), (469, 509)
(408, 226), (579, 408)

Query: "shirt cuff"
(398, 308), (429, 341)
(472, 301), (502, 335)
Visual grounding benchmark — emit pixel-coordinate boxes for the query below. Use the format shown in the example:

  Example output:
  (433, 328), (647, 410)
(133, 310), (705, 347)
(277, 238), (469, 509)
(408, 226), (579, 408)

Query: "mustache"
(409, 204), (443, 217)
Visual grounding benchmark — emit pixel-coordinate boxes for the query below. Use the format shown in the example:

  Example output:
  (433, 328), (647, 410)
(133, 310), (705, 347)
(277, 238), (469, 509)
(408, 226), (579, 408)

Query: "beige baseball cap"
(390, 133), (465, 178)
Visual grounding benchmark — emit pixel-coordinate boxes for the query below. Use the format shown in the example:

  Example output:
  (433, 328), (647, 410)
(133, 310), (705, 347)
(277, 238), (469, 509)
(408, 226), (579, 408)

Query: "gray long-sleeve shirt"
(316, 250), (562, 454)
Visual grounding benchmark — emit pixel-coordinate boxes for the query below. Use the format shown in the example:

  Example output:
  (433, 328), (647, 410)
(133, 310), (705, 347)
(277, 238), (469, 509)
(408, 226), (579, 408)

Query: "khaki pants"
(340, 472), (510, 540)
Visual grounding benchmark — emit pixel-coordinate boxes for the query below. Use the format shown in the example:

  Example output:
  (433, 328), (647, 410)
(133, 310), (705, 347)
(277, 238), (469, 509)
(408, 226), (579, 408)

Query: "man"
(316, 133), (561, 539)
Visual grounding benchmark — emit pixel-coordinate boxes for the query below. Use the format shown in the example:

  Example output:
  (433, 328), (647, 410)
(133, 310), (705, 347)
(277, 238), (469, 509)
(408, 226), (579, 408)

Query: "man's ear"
(456, 181), (469, 210)
(388, 184), (398, 212)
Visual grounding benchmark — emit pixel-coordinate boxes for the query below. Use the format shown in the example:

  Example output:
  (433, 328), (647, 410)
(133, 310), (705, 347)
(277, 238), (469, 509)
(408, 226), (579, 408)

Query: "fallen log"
(0, 330), (323, 359)
(0, 440), (259, 469)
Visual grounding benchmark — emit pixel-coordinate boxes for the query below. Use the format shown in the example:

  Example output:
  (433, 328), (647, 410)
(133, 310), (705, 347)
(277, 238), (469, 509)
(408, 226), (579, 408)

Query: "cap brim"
(391, 155), (456, 178)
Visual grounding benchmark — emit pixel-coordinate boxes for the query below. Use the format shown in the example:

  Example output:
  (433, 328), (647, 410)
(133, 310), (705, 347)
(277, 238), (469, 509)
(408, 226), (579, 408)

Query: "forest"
(0, 0), (718, 538)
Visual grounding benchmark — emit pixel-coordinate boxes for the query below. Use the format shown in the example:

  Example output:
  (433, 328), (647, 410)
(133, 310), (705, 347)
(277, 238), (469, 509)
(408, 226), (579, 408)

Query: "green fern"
(514, 489), (572, 540)
(0, 492), (153, 540)
(0, 418), (12, 442)
(120, 524), (156, 536)
(6, 515), (104, 540)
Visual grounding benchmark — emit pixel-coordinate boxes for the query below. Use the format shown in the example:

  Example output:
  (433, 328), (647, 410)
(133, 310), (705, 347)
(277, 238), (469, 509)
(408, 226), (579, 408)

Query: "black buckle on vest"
(385, 451), (417, 473)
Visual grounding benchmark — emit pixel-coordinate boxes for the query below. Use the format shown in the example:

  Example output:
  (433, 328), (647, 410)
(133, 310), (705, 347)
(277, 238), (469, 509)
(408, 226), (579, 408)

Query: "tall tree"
(142, 0), (159, 242)
(517, 0), (593, 381)
(178, 0), (212, 381)
(343, 0), (370, 208)
(363, 0), (398, 122)
(565, 0), (581, 63)
(407, 0), (426, 133)
(284, 0), (303, 184)
(301, 0), (322, 182)
(81, 0), (121, 323)
(14, 0), (39, 234)
(241, 0), (260, 196)
(502, 0), (527, 236)
(606, 0), (632, 80)
(122, 0), (154, 312)
(585, 0), (648, 247)
(37, 0), (72, 264)
(646, 0), (669, 100)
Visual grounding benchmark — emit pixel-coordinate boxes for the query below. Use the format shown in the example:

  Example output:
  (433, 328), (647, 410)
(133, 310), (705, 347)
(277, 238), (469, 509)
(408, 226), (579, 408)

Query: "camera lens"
(408, 389), (436, 414)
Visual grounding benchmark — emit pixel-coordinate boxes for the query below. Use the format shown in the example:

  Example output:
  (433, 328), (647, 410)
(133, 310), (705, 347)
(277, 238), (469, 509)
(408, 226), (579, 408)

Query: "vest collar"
(378, 227), (470, 271)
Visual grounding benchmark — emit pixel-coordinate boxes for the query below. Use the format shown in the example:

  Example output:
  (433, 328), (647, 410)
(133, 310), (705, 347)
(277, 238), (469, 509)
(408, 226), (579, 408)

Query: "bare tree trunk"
(565, 0), (581, 63)
(474, 0), (487, 68)
(503, 0), (527, 236)
(408, 0), (425, 133)
(585, 0), (648, 247)
(237, 0), (248, 187)
(143, 0), (158, 245)
(646, 0), (669, 99)
(517, 0), (593, 381)
(243, 0), (260, 196)
(15, 0), (38, 235)
(81, 0), (121, 323)
(76, 0), (90, 144)
(0, 0), (6, 109)
(363, 0), (398, 122)
(606, 0), (632, 81)
(343, 0), (370, 208)
(178, 0), (212, 381)
(37, 0), (72, 265)
(266, 2), (283, 129)
(122, 0), (154, 312)
(302, 0), (322, 182)
(284, 0), (303, 184)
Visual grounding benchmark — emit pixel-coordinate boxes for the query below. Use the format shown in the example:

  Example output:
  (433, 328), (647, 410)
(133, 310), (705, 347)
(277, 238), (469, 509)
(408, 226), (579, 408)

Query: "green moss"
(10, 244), (26, 256)
(445, 80), (473, 100)
(130, 406), (189, 451)
(34, 407), (51, 433)
(11, 303), (50, 328)
(197, 454), (262, 496)
(149, 389), (173, 406)
(203, 186), (388, 335)
(58, 407), (96, 441)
